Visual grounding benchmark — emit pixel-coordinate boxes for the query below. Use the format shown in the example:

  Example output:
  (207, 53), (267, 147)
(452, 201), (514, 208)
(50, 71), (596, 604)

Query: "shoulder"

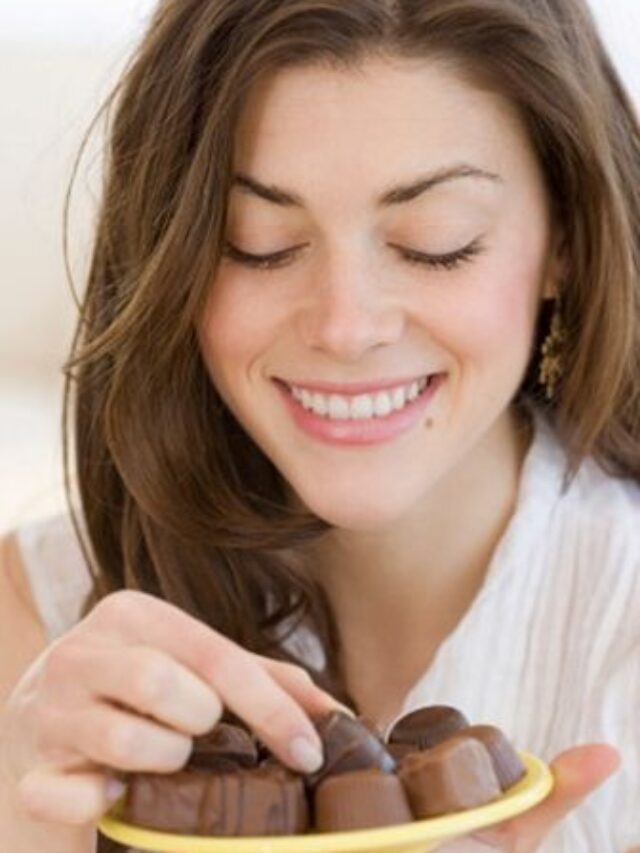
(11, 513), (93, 643)
(557, 457), (640, 681)
(0, 530), (48, 704)
(561, 454), (640, 557)
(528, 421), (640, 655)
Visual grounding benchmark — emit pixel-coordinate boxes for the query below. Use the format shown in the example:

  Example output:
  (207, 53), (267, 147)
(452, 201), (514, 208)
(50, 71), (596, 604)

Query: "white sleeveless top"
(13, 408), (640, 852)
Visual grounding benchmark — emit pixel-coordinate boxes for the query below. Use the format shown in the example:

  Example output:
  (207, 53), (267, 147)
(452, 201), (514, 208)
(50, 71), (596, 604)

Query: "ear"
(542, 229), (569, 300)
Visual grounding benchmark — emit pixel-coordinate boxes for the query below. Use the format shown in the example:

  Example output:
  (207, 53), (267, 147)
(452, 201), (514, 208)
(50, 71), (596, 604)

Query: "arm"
(0, 532), (96, 853)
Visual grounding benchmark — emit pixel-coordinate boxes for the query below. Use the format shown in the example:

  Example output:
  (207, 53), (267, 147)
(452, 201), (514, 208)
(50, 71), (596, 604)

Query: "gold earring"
(538, 301), (566, 400)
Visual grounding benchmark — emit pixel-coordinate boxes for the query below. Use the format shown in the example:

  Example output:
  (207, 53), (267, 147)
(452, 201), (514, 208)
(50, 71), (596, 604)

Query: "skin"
(198, 57), (623, 847)
(199, 56), (563, 715)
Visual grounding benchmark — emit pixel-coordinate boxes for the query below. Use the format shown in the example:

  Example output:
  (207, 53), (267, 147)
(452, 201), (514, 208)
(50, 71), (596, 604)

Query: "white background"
(1, 0), (639, 532)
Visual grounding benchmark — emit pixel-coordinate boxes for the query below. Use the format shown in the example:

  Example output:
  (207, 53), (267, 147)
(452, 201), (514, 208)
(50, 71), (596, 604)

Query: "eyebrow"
(230, 163), (502, 208)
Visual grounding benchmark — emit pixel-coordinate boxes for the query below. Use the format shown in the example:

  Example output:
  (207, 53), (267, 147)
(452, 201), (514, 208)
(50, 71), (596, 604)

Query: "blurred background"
(1, 0), (639, 534)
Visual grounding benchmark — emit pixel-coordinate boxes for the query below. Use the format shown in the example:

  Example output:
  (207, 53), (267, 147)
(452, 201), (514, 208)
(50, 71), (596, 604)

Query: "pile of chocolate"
(122, 705), (526, 836)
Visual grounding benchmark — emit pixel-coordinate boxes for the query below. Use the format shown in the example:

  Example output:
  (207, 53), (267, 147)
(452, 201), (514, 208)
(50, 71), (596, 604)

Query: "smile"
(285, 376), (432, 421)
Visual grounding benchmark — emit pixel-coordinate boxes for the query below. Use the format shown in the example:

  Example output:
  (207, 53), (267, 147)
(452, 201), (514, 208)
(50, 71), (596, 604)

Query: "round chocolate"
(306, 710), (396, 788)
(388, 704), (469, 750)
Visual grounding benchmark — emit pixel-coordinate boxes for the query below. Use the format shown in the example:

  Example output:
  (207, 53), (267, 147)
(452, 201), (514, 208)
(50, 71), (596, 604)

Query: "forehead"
(233, 56), (541, 206)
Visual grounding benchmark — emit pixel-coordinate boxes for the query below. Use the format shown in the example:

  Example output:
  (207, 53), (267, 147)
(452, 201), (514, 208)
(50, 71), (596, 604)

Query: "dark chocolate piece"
(188, 722), (258, 771)
(463, 724), (526, 790)
(315, 768), (412, 832)
(307, 711), (396, 787)
(398, 734), (501, 818)
(124, 765), (308, 836)
(388, 705), (469, 750)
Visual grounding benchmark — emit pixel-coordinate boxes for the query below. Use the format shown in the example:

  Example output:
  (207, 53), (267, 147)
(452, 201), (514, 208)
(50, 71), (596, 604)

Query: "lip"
(274, 373), (445, 447)
(274, 374), (431, 396)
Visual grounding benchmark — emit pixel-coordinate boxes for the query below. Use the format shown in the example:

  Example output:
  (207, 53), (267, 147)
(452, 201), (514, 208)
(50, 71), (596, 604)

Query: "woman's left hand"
(450, 743), (622, 851)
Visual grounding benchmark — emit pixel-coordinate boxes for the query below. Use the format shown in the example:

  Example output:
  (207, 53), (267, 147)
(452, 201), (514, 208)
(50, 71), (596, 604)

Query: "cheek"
(430, 258), (542, 367)
(198, 275), (277, 379)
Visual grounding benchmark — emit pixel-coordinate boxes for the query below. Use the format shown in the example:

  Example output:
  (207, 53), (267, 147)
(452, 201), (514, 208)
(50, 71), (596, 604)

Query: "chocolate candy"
(188, 722), (258, 771)
(388, 705), (470, 751)
(124, 765), (308, 836)
(398, 734), (502, 818)
(315, 768), (412, 832)
(121, 706), (528, 838)
(306, 710), (396, 787)
(463, 724), (526, 790)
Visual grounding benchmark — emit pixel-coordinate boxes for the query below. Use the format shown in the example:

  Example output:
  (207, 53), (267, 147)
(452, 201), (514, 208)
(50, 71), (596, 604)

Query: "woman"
(1, 0), (639, 851)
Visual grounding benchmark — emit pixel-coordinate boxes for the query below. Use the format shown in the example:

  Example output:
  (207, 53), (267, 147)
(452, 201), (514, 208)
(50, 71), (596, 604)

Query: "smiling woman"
(1, 2), (639, 853)
(198, 57), (559, 530)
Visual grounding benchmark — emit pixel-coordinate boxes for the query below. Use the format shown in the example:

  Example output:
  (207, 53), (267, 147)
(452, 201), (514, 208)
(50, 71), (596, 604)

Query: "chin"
(296, 486), (415, 532)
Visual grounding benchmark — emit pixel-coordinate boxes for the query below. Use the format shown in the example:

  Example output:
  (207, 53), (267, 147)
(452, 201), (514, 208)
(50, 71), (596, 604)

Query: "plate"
(98, 750), (552, 853)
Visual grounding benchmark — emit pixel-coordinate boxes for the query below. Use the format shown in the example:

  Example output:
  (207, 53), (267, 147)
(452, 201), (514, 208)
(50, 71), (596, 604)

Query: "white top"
(14, 407), (640, 852)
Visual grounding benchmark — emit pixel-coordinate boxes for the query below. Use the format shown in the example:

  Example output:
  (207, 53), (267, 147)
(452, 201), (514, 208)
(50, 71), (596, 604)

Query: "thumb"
(473, 743), (621, 850)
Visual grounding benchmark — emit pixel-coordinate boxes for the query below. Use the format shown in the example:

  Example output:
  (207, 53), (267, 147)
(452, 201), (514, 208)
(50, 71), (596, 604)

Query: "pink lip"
(274, 373), (445, 447)
(275, 374), (429, 395)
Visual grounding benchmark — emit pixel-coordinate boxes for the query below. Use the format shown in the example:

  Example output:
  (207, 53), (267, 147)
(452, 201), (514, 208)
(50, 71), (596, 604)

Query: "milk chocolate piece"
(124, 765), (308, 835)
(188, 722), (258, 771)
(388, 705), (470, 750)
(398, 734), (501, 818)
(315, 768), (412, 832)
(307, 711), (396, 787)
(464, 724), (526, 790)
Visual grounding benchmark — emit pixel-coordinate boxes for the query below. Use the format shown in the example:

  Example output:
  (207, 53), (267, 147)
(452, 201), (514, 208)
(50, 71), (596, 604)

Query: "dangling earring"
(538, 300), (566, 400)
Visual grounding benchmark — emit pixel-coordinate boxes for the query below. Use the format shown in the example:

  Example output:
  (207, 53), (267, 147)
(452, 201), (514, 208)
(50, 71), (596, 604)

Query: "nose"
(297, 251), (405, 361)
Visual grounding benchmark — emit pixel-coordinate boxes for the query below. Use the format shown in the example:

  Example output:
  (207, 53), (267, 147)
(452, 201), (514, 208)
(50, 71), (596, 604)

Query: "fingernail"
(105, 778), (127, 804)
(289, 736), (324, 773)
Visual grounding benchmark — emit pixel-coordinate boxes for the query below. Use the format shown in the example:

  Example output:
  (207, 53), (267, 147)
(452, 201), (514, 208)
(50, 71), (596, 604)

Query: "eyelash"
(222, 239), (485, 272)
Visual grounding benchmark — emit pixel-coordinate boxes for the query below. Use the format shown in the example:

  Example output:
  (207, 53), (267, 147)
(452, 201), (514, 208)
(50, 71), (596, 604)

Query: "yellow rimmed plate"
(98, 750), (552, 853)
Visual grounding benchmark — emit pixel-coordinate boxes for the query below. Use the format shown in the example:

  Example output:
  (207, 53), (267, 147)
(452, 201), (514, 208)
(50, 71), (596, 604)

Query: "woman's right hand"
(1, 589), (346, 827)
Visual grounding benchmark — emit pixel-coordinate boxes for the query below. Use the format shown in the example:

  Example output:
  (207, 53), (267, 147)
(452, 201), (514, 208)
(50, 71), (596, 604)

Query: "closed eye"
(222, 239), (485, 272)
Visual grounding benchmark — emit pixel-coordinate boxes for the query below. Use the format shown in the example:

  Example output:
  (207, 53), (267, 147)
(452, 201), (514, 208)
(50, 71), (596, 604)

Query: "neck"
(303, 405), (534, 720)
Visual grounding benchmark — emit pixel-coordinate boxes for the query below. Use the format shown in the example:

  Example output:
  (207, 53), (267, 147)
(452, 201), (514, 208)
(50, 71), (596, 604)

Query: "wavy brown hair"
(62, 0), (639, 823)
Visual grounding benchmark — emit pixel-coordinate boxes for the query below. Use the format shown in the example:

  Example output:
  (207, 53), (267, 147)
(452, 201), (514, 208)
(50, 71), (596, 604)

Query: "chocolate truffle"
(124, 765), (308, 836)
(188, 722), (258, 771)
(315, 768), (413, 832)
(307, 711), (396, 787)
(398, 734), (501, 818)
(388, 705), (470, 751)
(463, 724), (526, 790)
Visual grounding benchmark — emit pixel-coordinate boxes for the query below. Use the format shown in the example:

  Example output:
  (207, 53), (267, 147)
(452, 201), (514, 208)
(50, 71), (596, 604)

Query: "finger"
(18, 764), (127, 825)
(86, 592), (327, 771)
(40, 703), (193, 772)
(473, 744), (621, 850)
(50, 642), (223, 735)
(255, 656), (355, 717)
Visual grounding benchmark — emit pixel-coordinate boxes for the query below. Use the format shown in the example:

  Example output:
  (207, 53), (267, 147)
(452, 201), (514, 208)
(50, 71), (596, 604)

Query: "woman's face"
(198, 57), (562, 530)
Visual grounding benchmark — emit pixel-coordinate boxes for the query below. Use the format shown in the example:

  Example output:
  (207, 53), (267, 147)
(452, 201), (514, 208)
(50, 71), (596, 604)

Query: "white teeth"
(350, 394), (374, 419)
(288, 376), (432, 420)
(328, 395), (350, 420)
(373, 391), (393, 417)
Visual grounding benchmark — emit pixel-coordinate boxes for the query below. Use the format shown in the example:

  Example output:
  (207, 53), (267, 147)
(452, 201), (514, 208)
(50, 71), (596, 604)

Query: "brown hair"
(62, 2), (639, 834)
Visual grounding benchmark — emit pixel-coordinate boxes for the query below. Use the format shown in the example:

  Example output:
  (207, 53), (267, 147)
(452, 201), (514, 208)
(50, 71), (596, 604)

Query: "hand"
(1, 590), (346, 829)
(458, 743), (622, 851)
